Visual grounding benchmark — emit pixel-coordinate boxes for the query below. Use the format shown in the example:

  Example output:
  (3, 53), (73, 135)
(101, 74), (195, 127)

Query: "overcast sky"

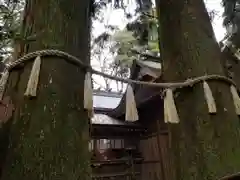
(93, 0), (225, 41)
(206, 0), (225, 41)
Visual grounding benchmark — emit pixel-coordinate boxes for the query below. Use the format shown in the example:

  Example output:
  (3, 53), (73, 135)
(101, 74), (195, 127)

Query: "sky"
(206, 0), (226, 41)
(91, 0), (226, 91)
(92, 0), (225, 41)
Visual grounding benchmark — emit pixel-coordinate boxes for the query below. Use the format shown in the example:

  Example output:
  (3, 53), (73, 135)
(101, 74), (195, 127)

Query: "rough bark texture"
(0, 0), (91, 179)
(157, 0), (240, 179)
(221, 30), (240, 89)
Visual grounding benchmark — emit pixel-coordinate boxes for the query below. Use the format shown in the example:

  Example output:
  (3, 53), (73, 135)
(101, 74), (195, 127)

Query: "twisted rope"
(219, 172), (240, 180)
(4, 49), (238, 89)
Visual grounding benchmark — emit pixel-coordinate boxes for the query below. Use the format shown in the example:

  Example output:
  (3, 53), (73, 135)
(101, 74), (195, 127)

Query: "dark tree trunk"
(221, 27), (240, 89)
(221, 44), (240, 89)
(157, 0), (240, 179)
(0, 0), (91, 179)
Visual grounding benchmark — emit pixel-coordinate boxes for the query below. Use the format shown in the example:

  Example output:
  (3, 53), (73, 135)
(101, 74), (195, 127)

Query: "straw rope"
(3, 49), (238, 90)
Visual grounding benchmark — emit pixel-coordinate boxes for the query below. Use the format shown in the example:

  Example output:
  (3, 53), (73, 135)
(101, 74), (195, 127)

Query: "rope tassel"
(230, 85), (240, 115)
(203, 81), (217, 114)
(84, 72), (93, 118)
(0, 70), (9, 101)
(24, 56), (41, 97)
(164, 89), (180, 123)
(125, 85), (138, 122)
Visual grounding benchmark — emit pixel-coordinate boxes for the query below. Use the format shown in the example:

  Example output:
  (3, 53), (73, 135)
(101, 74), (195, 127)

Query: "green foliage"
(0, 0), (24, 60)
(91, 0), (153, 19)
(112, 8), (159, 66)
(91, 2), (159, 92)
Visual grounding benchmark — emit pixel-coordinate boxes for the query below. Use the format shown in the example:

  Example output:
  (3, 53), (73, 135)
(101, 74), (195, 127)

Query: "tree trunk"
(157, 0), (240, 179)
(0, 0), (91, 179)
(221, 26), (240, 90)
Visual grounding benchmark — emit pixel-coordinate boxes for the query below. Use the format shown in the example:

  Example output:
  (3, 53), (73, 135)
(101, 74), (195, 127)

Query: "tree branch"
(130, 49), (160, 60)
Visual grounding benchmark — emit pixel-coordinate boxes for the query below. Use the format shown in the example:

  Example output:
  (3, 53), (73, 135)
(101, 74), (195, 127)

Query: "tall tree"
(221, 0), (240, 89)
(0, 0), (91, 179)
(157, 0), (240, 179)
(0, 0), (24, 60)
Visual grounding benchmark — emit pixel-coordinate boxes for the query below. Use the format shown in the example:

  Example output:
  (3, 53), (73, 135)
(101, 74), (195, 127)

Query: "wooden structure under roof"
(91, 58), (174, 180)
(90, 113), (144, 180)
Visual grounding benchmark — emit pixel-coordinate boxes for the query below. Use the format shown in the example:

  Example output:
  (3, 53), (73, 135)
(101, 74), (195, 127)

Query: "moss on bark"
(157, 0), (240, 179)
(0, 0), (91, 179)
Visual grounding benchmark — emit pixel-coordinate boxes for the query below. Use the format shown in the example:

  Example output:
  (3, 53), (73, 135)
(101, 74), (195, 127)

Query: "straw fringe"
(203, 81), (217, 114)
(24, 56), (41, 97)
(84, 72), (94, 117)
(0, 70), (9, 101)
(125, 85), (138, 122)
(230, 85), (240, 115)
(164, 89), (180, 123)
(164, 93), (169, 123)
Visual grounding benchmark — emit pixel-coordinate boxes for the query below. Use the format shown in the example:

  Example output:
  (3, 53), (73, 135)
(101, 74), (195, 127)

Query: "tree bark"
(0, 0), (91, 179)
(221, 26), (240, 90)
(157, 0), (240, 179)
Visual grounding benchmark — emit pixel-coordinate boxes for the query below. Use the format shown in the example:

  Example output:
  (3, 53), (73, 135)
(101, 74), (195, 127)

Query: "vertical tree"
(0, 0), (91, 179)
(221, 0), (240, 88)
(157, 0), (240, 179)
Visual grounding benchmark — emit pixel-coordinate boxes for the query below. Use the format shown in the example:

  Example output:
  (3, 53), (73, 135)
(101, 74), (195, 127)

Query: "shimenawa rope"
(2, 49), (240, 122)
(3, 49), (238, 90)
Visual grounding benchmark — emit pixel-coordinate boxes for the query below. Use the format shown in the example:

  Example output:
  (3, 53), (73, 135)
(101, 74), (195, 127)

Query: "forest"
(0, 0), (240, 179)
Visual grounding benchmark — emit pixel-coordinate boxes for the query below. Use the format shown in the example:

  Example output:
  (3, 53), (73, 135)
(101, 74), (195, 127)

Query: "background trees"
(0, 0), (24, 61)
(0, 0), (223, 92)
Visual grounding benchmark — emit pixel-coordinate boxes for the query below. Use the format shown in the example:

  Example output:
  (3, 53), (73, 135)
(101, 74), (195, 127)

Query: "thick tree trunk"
(221, 27), (240, 89)
(157, 0), (240, 179)
(0, 0), (91, 179)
